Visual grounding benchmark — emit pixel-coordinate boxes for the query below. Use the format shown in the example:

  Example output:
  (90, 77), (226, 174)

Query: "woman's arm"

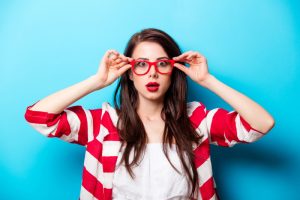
(29, 75), (103, 113)
(30, 49), (132, 114)
(173, 51), (275, 134)
(25, 50), (132, 145)
(199, 74), (275, 134)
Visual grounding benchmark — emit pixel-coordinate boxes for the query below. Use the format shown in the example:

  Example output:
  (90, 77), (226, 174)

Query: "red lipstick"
(146, 82), (160, 92)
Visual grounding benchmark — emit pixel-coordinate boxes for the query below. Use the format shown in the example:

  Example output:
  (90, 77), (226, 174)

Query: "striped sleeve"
(24, 101), (102, 146)
(204, 104), (266, 147)
(188, 101), (266, 147)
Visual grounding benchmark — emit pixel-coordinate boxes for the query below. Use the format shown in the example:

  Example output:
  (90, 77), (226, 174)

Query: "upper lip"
(146, 82), (160, 86)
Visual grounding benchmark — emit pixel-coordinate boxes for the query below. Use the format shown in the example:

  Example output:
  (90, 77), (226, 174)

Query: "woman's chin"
(139, 92), (165, 102)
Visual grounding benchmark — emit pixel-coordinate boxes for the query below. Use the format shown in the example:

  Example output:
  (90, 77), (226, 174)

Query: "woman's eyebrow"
(137, 56), (169, 60)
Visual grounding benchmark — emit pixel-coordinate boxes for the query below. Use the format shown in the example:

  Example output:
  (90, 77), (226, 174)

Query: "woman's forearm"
(199, 74), (275, 134)
(28, 49), (131, 114)
(29, 75), (104, 114)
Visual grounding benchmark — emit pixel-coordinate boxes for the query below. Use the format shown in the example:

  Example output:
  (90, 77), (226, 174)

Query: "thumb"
(117, 64), (132, 76)
(174, 63), (188, 74)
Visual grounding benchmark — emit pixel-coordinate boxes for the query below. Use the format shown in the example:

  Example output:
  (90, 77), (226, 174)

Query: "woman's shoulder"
(187, 101), (206, 111)
(101, 101), (115, 110)
(100, 101), (119, 125)
(186, 101), (207, 120)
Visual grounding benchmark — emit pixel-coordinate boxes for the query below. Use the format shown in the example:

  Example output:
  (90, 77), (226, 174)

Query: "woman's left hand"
(173, 51), (210, 85)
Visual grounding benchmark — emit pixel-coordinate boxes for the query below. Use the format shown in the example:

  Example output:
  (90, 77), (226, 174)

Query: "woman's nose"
(148, 63), (158, 76)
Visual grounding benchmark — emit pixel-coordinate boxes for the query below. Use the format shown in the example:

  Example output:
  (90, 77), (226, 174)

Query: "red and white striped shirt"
(24, 101), (265, 200)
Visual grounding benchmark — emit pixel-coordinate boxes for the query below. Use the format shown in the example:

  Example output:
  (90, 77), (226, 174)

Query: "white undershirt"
(112, 143), (192, 200)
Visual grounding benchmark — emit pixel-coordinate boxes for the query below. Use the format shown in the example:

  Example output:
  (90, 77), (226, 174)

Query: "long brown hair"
(113, 28), (202, 199)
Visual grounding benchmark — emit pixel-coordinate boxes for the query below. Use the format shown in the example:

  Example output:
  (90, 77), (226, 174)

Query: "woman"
(24, 28), (275, 200)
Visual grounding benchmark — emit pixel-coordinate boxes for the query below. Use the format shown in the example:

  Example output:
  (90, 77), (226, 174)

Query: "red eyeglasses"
(130, 59), (175, 76)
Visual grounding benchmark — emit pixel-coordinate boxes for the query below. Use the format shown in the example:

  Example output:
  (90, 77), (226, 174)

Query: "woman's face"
(129, 41), (172, 103)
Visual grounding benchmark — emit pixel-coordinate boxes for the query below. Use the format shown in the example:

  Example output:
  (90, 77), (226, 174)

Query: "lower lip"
(146, 85), (159, 92)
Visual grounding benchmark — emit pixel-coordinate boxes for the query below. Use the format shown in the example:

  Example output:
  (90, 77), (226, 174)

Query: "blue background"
(1, 0), (299, 199)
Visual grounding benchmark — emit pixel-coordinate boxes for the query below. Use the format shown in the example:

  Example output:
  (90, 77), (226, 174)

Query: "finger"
(108, 50), (120, 60)
(173, 55), (189, 62)
(105, 49), (114, 56)
(196, 51), (205, 58)
(173, 51), (193, 60)
(108, 55), (121, 66)
(104, 50), (112, 62)
(125, 56), (133, 62)
(173, 55), (193, 63)
(118, 61), (128, 67)
(127, 57), (134, 62)
(106, 49), (118, 57)
(175, 55), (194, 63)
(110, 49), (119, 55)
(111, 61), (127, 69)
(100, 51), (111, 67)
(119, 54), (132, 63)
(114, 58), (123, 64)
(174, 63), (188, 74)
(117, 64), (132, 76)
(110, 54), (118, 60)
(104, 50), (117, 65)
(197, 53), (207, 62)
(186, 52), (199, 60)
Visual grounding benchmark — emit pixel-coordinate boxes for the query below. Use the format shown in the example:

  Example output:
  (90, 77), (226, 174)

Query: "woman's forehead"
(132, 41), (168, 59)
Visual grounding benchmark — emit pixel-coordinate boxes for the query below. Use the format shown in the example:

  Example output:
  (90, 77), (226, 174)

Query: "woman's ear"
(129, 71), (133, 81)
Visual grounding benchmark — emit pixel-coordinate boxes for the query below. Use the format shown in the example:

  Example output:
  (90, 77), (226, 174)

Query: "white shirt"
(112, 143), (192, 200)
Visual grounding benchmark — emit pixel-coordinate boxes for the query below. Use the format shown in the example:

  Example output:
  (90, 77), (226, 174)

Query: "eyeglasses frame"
(130, 59), (175, 76)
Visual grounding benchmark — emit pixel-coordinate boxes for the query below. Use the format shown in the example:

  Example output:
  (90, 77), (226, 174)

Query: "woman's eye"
(136, 61), (147, 67)
(158, 61), (168, 67)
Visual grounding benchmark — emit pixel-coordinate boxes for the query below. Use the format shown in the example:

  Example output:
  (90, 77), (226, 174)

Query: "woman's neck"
(136, 98), (164, 121)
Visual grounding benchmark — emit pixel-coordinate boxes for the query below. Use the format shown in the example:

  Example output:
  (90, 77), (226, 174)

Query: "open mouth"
(146, 82), (160, 92)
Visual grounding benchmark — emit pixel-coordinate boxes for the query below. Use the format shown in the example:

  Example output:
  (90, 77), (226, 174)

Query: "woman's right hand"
(93, 49), (133, 90)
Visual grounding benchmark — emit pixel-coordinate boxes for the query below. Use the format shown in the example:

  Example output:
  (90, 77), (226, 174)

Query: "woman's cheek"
(134, 78), (145, 92)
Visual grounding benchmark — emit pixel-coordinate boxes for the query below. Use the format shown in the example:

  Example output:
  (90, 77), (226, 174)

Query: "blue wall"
(1, 0), (299, 199)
